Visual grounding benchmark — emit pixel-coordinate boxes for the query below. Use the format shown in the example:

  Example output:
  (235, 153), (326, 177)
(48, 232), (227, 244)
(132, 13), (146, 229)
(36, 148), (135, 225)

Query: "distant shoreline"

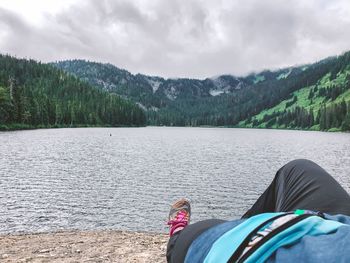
(0, 123), (146, 131)
(0, 230), (168, 263)
(1, 124), (347, 133)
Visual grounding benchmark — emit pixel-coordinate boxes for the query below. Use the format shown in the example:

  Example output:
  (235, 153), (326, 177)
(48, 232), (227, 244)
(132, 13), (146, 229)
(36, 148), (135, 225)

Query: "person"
(166, 159), (350, 262)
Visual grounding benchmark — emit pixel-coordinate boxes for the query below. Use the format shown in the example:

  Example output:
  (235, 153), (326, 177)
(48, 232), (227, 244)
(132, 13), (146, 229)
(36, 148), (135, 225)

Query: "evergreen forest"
(0, 55), (146, 130)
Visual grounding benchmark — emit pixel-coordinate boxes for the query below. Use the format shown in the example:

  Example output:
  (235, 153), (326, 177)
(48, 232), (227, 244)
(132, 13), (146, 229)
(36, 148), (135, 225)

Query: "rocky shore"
(0, 230), (168, 263)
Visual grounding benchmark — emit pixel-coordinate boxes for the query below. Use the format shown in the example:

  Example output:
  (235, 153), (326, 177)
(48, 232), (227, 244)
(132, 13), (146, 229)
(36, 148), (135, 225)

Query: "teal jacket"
(185, 211), (350, 262)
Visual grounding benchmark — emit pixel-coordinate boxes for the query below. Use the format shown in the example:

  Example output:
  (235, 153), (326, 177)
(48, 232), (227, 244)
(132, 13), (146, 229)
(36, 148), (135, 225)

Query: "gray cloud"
(0, 0), (350, 78)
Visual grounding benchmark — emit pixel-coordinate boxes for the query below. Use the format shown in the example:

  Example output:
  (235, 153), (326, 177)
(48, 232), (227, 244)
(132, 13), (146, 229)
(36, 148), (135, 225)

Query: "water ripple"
(0, 127), (349, 234)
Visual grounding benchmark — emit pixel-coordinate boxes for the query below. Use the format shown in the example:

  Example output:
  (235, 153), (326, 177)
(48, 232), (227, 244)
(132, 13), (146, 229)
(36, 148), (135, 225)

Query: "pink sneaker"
(167, 198), (191, 236)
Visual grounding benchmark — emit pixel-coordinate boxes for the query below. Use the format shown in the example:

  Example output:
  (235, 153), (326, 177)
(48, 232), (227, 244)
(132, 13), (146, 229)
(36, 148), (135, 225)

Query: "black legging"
(167, 159), (350, 263)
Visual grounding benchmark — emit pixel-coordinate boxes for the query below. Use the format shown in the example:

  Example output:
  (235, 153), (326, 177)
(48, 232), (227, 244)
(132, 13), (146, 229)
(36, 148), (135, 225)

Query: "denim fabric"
(267, 214), (350, 263)
(184, 219), (244, 263)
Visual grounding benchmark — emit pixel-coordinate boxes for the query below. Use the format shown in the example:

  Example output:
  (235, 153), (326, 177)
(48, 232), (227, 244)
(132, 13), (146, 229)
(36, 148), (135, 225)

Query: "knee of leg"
(277, 159), (317, 179)
(284, 159), (316, 169)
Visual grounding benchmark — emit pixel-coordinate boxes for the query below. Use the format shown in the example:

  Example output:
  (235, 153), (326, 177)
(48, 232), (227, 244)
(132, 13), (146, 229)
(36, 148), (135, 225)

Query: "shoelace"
(167, 211), (188, 225)
(167, 210), (189, 236)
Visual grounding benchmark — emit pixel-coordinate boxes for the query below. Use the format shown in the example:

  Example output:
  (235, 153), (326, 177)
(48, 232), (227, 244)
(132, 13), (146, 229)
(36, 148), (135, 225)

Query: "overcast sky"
(0, 0), (350, 79)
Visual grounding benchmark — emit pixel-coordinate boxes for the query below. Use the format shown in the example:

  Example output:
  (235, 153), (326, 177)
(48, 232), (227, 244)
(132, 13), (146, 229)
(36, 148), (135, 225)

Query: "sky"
(0, 0), (350, 79)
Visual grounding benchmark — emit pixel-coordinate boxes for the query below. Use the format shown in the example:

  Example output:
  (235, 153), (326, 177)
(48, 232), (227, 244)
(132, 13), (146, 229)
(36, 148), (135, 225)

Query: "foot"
(167, 198), (191, 236)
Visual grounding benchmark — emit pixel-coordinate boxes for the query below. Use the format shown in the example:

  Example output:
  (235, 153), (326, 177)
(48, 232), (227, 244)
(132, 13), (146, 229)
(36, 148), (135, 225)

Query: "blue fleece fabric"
(185, 213), (350, 263)
(203, 213), (285, 263)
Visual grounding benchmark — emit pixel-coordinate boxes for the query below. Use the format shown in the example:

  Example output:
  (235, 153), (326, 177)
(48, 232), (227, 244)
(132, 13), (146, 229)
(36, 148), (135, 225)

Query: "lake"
(1, 127), (349, 234)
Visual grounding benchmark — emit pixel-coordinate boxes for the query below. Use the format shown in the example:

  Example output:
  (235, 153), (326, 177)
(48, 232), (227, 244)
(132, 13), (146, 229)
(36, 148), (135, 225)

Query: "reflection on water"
(0, 127), (349, 233)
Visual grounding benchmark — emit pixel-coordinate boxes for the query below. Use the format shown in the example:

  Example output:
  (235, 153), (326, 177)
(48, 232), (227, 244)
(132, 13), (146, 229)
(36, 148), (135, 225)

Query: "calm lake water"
(1, 127), (349, 234)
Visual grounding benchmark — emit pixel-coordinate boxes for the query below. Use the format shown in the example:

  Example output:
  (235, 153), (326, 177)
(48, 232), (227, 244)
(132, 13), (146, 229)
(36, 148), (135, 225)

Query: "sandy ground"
(0, 230), (168, 263)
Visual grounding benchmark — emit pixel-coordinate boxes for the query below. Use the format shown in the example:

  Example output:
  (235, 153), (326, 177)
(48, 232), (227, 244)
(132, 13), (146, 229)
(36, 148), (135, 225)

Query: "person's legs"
(167, 159), (350, 262)
(242, 159), (350, 218)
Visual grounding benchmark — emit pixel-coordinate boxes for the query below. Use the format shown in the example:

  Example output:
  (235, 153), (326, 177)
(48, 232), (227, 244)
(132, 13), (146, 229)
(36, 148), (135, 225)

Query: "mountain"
(52, 60), (253, 106)
(239, 55), (350, 131)
(52, 52), (350, 131)
(0, 55), (146, 130)
(52, 60), (303, 124)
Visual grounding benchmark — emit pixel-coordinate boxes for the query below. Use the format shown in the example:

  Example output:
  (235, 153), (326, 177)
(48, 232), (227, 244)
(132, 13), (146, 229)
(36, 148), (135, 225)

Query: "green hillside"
(239, 61), (350, 131)
(0, 55), (146, 130)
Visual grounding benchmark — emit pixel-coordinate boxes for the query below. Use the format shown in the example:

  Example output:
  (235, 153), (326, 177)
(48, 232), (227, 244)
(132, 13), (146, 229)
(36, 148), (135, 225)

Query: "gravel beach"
(0, 230), (168, 263)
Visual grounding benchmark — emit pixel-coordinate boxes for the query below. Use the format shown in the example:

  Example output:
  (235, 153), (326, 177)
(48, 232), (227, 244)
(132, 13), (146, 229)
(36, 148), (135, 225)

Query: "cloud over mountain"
(0, 0), (350, 78)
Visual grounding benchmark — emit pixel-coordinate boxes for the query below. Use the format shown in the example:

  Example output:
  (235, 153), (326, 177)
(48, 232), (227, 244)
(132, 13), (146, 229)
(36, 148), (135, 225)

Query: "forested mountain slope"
(52, 60), (252, 107)
(239, 53), (350, 131)
(0, 55), (146, 130)
(53, 52), (350, 131)
(52, 60), (306, 125)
